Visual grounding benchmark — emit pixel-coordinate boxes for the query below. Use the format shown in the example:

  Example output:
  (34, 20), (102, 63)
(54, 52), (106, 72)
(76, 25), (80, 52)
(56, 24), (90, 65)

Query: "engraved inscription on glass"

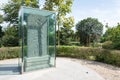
(19, 7), (56, 72)
(27, 14), (47, 57)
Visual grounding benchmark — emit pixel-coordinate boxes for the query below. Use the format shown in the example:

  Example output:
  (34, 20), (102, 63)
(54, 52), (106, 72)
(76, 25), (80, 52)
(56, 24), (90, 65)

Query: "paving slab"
(0, 58), (105, 80)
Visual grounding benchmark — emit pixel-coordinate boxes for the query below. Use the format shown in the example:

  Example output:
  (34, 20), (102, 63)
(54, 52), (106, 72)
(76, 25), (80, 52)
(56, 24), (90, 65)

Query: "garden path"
(0, 57), (104, 80)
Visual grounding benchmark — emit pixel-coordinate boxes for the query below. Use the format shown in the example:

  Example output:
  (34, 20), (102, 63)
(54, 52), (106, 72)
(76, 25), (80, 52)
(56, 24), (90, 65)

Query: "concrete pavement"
(0, 58), (105, 80)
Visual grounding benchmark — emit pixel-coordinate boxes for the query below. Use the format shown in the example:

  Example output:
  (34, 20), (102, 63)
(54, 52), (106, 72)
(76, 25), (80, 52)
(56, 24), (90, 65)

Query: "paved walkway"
(0, 58), (105, 80)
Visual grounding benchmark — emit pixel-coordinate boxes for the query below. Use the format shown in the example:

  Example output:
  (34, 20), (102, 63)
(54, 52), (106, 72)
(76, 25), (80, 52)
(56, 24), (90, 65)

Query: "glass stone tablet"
(19, 6), (56, 72)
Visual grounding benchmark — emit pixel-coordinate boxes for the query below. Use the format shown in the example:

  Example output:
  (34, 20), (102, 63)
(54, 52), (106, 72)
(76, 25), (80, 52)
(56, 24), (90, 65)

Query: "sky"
(0, 0), (7, 14)
(71, 0), (120, 27)
(0, 0), (120, 29)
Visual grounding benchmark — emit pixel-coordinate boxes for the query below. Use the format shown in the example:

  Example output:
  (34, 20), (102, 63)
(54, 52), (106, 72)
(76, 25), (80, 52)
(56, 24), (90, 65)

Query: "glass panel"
(19, 6), (56, 72)
(0, 10), (22, 75)
(48, 14), (56, 66)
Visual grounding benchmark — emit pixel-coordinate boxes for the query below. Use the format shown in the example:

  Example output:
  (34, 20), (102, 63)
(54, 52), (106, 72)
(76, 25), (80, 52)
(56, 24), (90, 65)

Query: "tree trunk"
(57, 12), (60, 46)
(86, 35), (90, 47)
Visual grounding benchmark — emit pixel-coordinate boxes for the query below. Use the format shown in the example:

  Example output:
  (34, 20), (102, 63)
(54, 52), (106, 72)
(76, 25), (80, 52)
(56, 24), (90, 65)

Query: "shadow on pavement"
(0, 64), (21, 75)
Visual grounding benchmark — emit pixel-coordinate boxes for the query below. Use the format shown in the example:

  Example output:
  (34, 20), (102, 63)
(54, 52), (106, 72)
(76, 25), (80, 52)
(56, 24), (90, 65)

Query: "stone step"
(24, 55), (50, 63)
(24, 55), (50, 72)
(25, 60), (49, 67)
(25, 64), (50, 72)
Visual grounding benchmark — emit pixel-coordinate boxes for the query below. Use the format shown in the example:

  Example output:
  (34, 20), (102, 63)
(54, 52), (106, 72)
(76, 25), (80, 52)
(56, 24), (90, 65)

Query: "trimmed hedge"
(0, 46), (120, 67)
(57, 46), (120, 67)
(57, 46), (100, 60)
(0, 47), (20, 60)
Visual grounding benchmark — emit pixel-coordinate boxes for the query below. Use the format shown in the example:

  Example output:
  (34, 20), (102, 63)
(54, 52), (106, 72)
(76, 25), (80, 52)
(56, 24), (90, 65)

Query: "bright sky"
(0, 0), (120, 28)
(71, 0), (120, 27)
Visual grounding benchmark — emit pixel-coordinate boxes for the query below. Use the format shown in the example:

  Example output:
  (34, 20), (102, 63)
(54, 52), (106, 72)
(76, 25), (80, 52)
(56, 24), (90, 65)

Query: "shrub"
(2, 35), (19, 47)
(57, 46), (120, 67)
(69, 42), (80, 46)
(0, 47), (20, 60)
(57, 46), (101, 60)
(113, 42), (120, 50)
(102, 41), (114, 49)
(0, 39), (1, 48)
(96, 50), (120, 67)
(0, 46), (120, 67)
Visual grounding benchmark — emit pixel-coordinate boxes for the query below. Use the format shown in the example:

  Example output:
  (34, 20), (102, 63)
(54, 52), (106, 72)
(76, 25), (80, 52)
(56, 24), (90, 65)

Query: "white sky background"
(71, 0), (120, 27)
(0, 0), (10, 28)
(0, 0), (9, 11)
(0, 0), (120, 32)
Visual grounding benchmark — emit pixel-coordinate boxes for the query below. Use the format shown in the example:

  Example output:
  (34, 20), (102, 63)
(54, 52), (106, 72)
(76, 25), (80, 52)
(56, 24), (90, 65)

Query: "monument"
(19, 6), (56, 72)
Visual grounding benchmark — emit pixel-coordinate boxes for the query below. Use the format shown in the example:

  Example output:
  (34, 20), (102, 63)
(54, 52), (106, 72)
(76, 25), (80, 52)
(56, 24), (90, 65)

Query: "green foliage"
(0, 14), (3, 23)
(2, 35), (19, 47)
(96, 50), (120, 67)
(0, 26), (4, 47)
(0, 47), (20, 60)
(103, 25), (120, 50)
(1, 0), (39, 25)
(44, 0), (74, 45)
(103, 28), (113, 41)
(63, 16), (74, 29)
(57, 46), (101, 60)
(44, 0), (73, 16)
(0, 15), (4, 39)
(76, 17), (103, 46)
(113, 42), (120, 50)
(0, 26), (3, 38)
(69, 42), (80, 46)
(0, 46), (120, 67)
(2, 26), (19, 47)
(4, 26), (18, 36)
(58, 28), (74, 45)
(111, 25), (120, 50)
(49, 18), (56, 45)
(58, 17), (74, 45)
(57, 46), (120, 67)
(102, 41), (114, 49)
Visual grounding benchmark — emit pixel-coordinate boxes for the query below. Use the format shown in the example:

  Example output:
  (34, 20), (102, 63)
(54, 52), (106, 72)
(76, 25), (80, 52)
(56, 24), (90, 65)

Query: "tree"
(103, 24), (120, 49)
(0, 14), (4, 47)
(1, 0), (39, 25)
(76, 17), (103, 46)
(58, 16), (74, 45)
(0, 25), (3, 47)
(44, 0), (74, 45)
(0, 14), (3, 37)
(2, 26), (19, 47)
(0, 14), (3, 23)
(112, 25), (120, 49)
(0, 26), (3, 38)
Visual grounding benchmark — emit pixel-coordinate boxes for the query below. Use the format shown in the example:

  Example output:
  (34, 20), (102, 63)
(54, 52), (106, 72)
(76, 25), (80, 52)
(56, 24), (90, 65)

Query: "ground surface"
(67, 58), (120, 80)
(0, 58), (104, 80)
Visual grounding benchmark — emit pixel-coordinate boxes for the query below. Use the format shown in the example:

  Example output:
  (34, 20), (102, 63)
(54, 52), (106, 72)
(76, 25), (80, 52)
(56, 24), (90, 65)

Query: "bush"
(102, 41), (114, 49)
(57, 46), (101, 60)
(0, 47), (20, 60)
(2, 35), (19, 47)
(57, 46), (120, 67)
(96, 50), (120, 67)
(0, 39), (2, 48)
(0, 46), (120, 67)
(69, 42), (80, 46)
(113, 42), (120, 50)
